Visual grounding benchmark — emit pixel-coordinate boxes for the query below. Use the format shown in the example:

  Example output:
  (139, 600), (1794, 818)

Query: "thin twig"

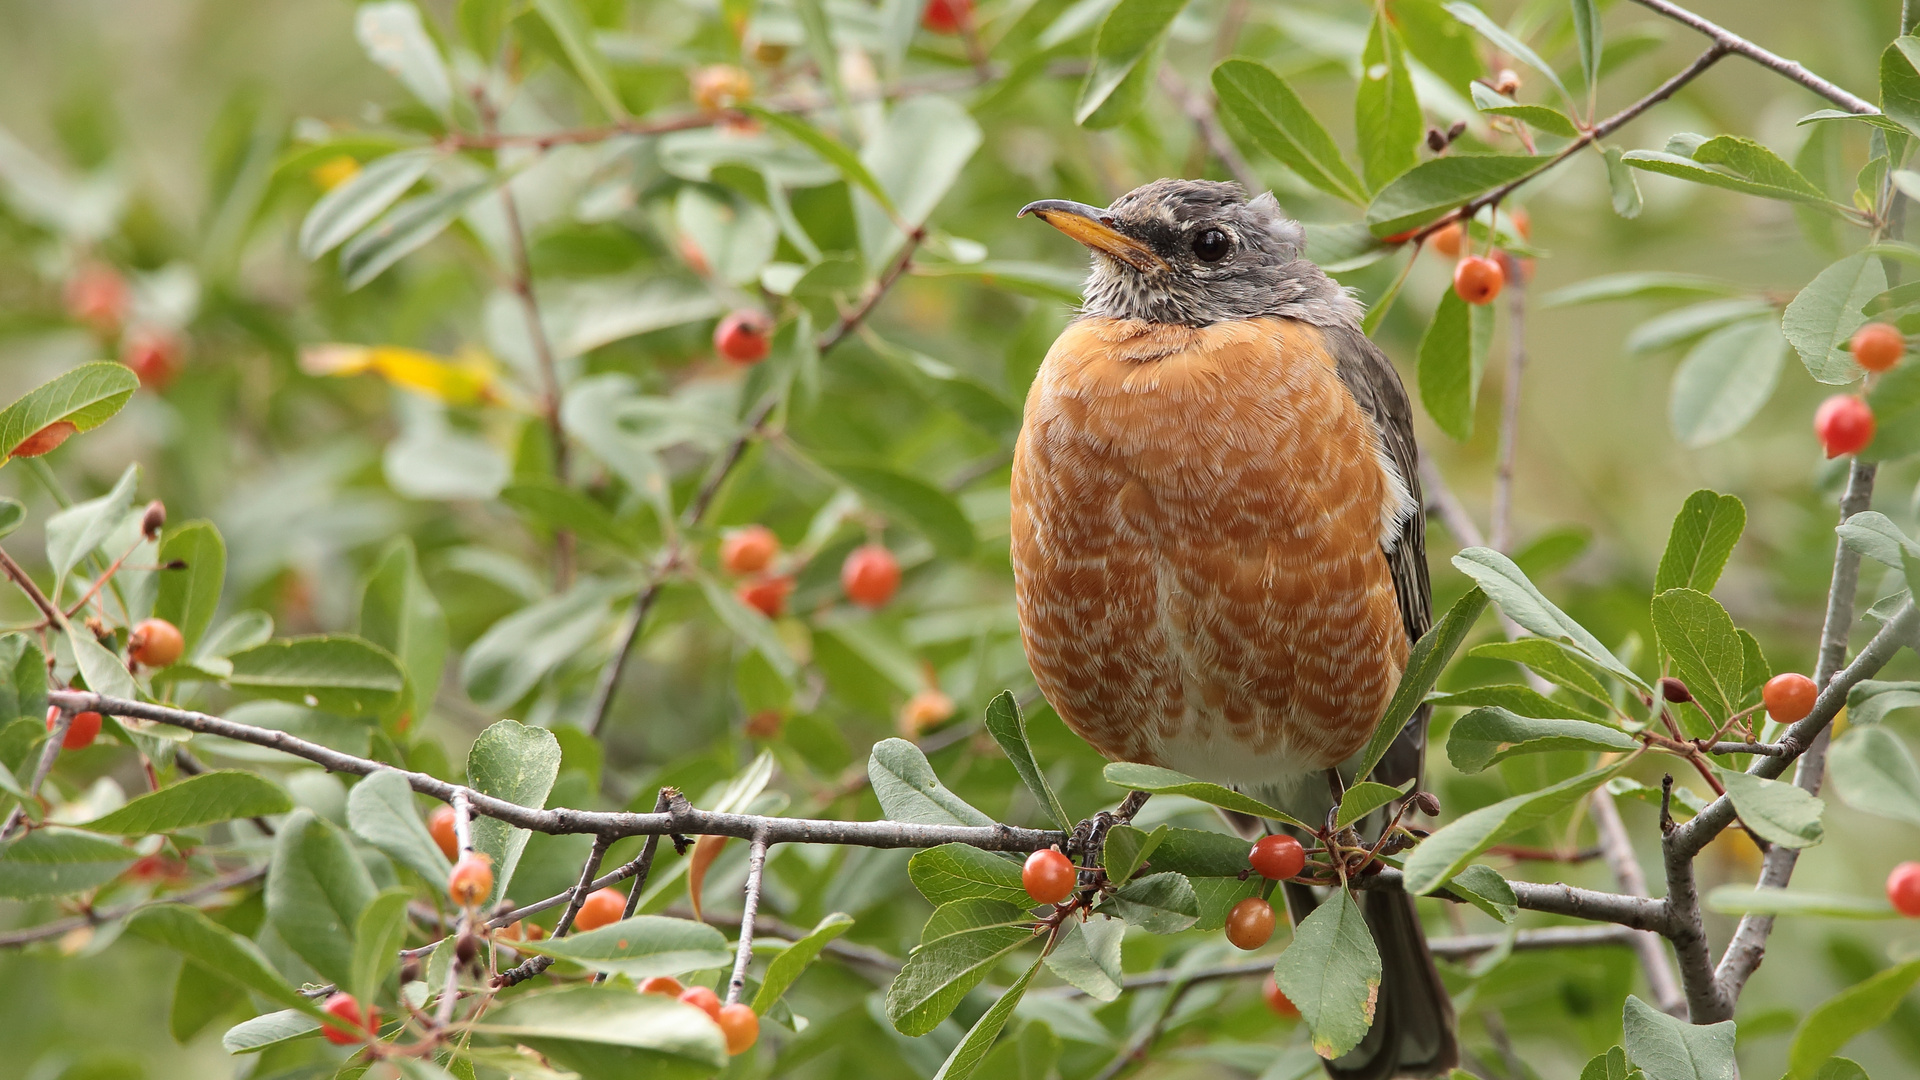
(1628, 0), (1878, 113)
(0, 548), (65, 627)
(0, 864), (265, 948)
(1659, 774), (1726, 1022)
(1419, 452), (1485, 549)
(1587, 784), (1686, 1016)
(1158, 66), (1262, 195)
(0, 707), (71, 840)
(726, 834), (770, 1006)
(495, 833), (613, 987)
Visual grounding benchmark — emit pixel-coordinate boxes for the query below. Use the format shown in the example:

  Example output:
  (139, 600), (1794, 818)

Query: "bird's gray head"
(1019, 179), (1361, 328)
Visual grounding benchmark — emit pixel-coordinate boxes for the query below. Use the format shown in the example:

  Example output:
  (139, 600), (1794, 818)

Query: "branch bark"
(725, 834), (770, 1006)
(1628, 0), (1878, 113)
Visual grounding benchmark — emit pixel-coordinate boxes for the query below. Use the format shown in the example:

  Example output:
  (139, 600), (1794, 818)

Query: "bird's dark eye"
(1192, 228), (1230, 262)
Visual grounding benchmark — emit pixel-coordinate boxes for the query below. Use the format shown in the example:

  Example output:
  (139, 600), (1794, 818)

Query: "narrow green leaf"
(1364, 153), (1553, 236)
(528, 0), (625, 118)
(511, 916), (732, 977)
(1828, 725), (1920, 826)
(81, 770), (292, 834)
(0, 362), (139, 466)
(1787, 961), (1920, 1078)
(347, 768), (450, 889)
(1417, 288), (1494, 441)
(1428, 683), (1609, 722)
(870, 738), (996, 827)
(46, 462), (139, 582)
(1100, 823), (1166, 886)
(1542, 273), (1744, 307)
(1442, 2), (1569, 103)
(1469, 638), (1614, 704)
(1656, 491), (1746, 593)
(886, 914), (1032, 1035)
(817, 459), (975, 558)
(1882, 37), (1920, 138)
(1357, 587), (1489, 781)
(470, 985), (729, 1074)
(1445, 708), (1637, 774)
(355, 2), (454, 117)
(1273, 888), (1380, 1059)
(1623, 994), (1737, 1080)
(1622, 145), (1846, 212)
(1335, 780), (1414, 830)
(1453, 547), (1650, 692)
(227, 634), (407, 716)
(1211, 59), (1366, 204)
(908, 843), (1032, 906)
(1470, 83), (1579, 137)
(350, 888), (412, 1005)
(1605, 145), (1645, 218)
(1102, 761), (1312, 830)
(1650, 588), (1744, 723)
(0, 828), (138, 898)
(1715, 766), (1824, 848)
(1571, 0), (1602, 94)
(1704, 885), (1896, 920)
(127, 904), (324, 1019)
(983, 691), (1071, 830)
(0, 498), (22, 541)
(1075, 0), (1190, 128)
(467, 718), (562, 907)
(155, 521), (226, 659)
(221, 1009), (320, 1054)
(1847, 679), (1920, 724)
(752, 912), (854, 1012)
(1450, 864), (1518, 923)
(933, 954), (1047, 1080)
(1668, 320), (1786, 447)
(1357, 11), (1421, 189)
(298, 147), (437, 259)
(696, 574), (799, 683)
(746, 107), (898, 216)
(1403, 761), (1626, 893)
(339, 179), (497, 291)
(1102, 871), (1198, 933)
(357, 536), (448, 725)
(1148, 828), (1254, 878)
(1782, 252), (1887, 383)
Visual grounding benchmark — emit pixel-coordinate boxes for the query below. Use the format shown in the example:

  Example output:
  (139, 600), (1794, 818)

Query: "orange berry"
(1889, 862), (1920, 917)
(1225, 897), (1275, 950)
(639, 975), (684, 996)
(428, 805), (459, 861)
(1508, 206), (1531, 241)
(1761, 673), (1818, 725)
(679, 985), (723, 1020)
(841, 544), (901, 609)
(691, 65), (753, 112)
(717, 1002), (759, 1054)
(65, 263), (129, 336)
(922, 0), (972, 33)
(128, 618), (185, 668)
(898, 687), (955, 736)
(122, 328), (183, 390)
(1429, 222), (1462, 258)
(1022, 848), (1077, 905)
(1453, 256), (1505, 305)
(736, 575), (793, 618)
(49, 707), (102, 751)
(721, 525), (779, 575)
(1814, 395), (1875, 458)
(11, 421), (77, 459)
(321, 992), (372, 1045)
(449, 852), (494, 908)
(1248, 835), (1306, 880)
(1851, 322), (1905, 372)
(574, 887), (627, 932)
(744, 709), (783, 739)
(714, 310), (772, 364)
(1264, 976), (1299, 1017)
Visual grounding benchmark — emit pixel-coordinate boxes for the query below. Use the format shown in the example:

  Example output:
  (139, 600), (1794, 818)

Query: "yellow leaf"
(299, 343), (499, 406)
(310, 155), (362, 191)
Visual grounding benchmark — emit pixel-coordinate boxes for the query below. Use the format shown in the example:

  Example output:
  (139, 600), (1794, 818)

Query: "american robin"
(1012, 179), (1456, 1080)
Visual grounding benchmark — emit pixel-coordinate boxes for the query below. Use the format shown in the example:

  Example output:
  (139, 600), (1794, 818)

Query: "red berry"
(714, 310), (772, 364)
(1889, 862), (1920, 917)
(1225, 897), (1276, 950)
(65, 263), (129, 336)
(717, 1002), (759, 1055)
(1762, 673), (1818, 725)
(639, 975), (684, 996)
(128, 618), (185, 668)
(1453, 255), (1505, 305)
(449, 853), (494, 908)
(121, 328), (183, 390)
(679, 985), (723, 1020)
(1249, 835), (1306, 880)
(1429, 222), (1462, 258)
(1264, 976), (1300, 1017)
(321, 992), (371, 1045)
(574, 887), (627, 932)
(1851, 322), (1905, 372)
(1815, 395), (1875, 458)
(736, 575), (793, 618)
(48, 708), (102, 751)
(841, 545), (901, 609)
(11, 421), (77, 459)
(1022, 848), (1077, 905)
(922, 0), (972, 34)
(428, 804), (459, 861)
(721, 525), (779, 575)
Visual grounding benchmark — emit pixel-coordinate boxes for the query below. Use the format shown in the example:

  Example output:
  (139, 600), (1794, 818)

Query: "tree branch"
(1589, 783), (1687, 1016)
(1628, 0), (1878, 113)
(495, 833), (612, 988)
(1659, 776), (1727, 1022)
(0, 864), (265, 948)
(1, 706), (72, 840)
(725, 834), (770, 1006)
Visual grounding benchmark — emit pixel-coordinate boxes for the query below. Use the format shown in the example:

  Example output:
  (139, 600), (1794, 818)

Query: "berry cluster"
(1814, 322), (1906, 458)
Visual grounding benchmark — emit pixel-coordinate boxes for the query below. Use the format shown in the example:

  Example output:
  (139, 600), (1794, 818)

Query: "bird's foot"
(1066, 790), (1151, 864)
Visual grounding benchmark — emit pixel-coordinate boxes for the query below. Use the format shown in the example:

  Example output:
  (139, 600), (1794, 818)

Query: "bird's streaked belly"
(1010, 316), (1409, 792)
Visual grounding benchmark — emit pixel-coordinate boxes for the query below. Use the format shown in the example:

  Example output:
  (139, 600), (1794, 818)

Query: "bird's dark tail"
(1282, 881), (1458, 1080)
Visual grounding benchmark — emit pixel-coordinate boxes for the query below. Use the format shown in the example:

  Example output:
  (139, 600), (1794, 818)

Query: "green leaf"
(81, 770), (291, 834)
(1428, 683), (1608, 722)
(753, 912), (854, 1012)
(357, 536), (448, 725)
(1453, 547), (1650, 692)
(817, 459), (975, 559)
(221, 1009), (320, 1054)
(1783, 252), (1887, 383)
(1605, 145), (1645, 219)
(46, 461), (139, 583)
(350, 887), (411, 1005)
(0, 633), (46, 723)
(154, 521), (226, 659)
(1864, 360), (1920, 460)
(298, 147), (436, 259)
(855, 95), (982, 269)
(886, 908), (1033, 1035)
(1542, 273), (1745, 307)
(347, 768), (450, 889)
(1623, 994), (1737, 1080)
(1470, 83), (1578, 138)
(1787, 960), (1920, 1078)
(0, 362), (140, 466)
(695, 573), (798, 685)
(1650, 588), (1744, 723)
(458, 583), (619, 709)
(1882, 37), (1920, 138)
(354, 2), (453, 117)
(1076, 0), (1190, 128)
(1100, 823), (1166, 886)
(933, 954), (1047, 1080)
(1831, 510), (1913, 567)
(983, 691), (1071, 831)
(527, 0), (625, 119)
(266, 809), (377, 987)
(1704, 885), (1896, 920)
(1211, 59), (1366, 204)
(1668, 320), (1786, 447)
(1357, 10), (1421, 189)
(908, 843), (1031, 906)
(1041, 915), (1123, 1001)
(1102, 870), (1198, 933)
(1656, 491), (1747, 593)
(1621, 143), (1843, 211)
(471, 985), (729, 1076)
(870, 738), (996, 827)
(127, 904), (323, 1018)
(467, 718), (562, 907)
(0, 498), (22, 540)
(1811, 1059), (1870, 1080)
(1450, 864), (1518, 923)
(1102, 761), (1312, 830)
(1364, 154), (1553, 236)
(1335, 780), (1414, 830)
(0, 828), (138, 898)
(1828, 725), (1920, 826)
(1417, 288), (1495, 441)
(1358, 587), (1490, 780)
(1847, 678), (1920, 724)
(1579, 1046), (1632, 1080)
(1442, 2), (1569, 104)
(1403, 760), (1626, 893)
(746, 107), (898, 217)
(339, 178), (497, 290)
(1274, 888), (1380, 1059)
(1446, 708), (1637, 774)
(1628, 300), (1780, 357)
(512, 916), (732, 977)
(1571, 0), (1602, 94)
(1715, 766), (1824, 848)
(70, 625), (137, 704)
(1469, 638), (1614, 705)
(227, 634), (407, 716)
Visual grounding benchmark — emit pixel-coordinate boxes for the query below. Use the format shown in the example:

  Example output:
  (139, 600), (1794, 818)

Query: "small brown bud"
(1426, 128), (1448, 153)
(455, 929), (481, 967)
(1447, 120), (1467, 140)
(1658, 676), (1693, 704)
(1411, 791), (1442, 817)
(162, 559), (188, 571)
(399, 957), (422, 983)
(1493, 68), (1521, 95)
(140, 500), (166, 539)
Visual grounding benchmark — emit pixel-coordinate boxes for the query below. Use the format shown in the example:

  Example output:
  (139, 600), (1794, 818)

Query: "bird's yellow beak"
(1018, 199), (1167, 270)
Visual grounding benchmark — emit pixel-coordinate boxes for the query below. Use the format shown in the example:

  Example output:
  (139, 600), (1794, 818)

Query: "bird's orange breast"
(1009, 316), (1409, 792)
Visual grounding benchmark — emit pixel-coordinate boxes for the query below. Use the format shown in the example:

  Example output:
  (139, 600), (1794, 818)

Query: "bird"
(1010, 178), (1456, 1080)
